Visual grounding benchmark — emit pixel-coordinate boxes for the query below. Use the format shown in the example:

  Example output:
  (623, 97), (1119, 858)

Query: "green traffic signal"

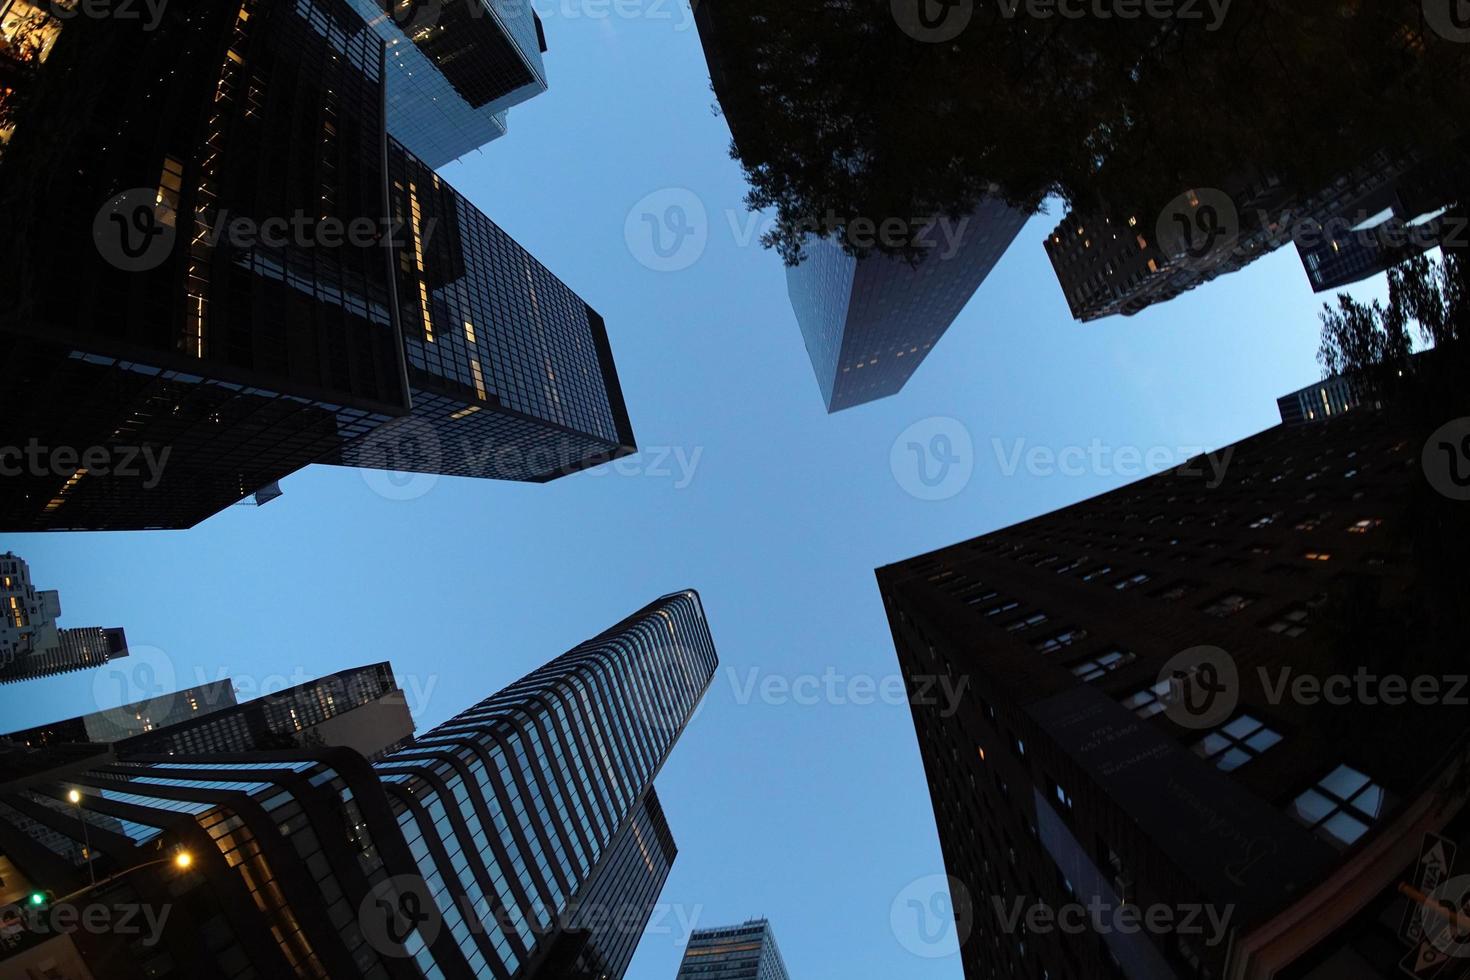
(28, 891), (45, 906)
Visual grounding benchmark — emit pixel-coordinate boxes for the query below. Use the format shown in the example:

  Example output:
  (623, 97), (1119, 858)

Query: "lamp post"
(65, 789), (95, 887)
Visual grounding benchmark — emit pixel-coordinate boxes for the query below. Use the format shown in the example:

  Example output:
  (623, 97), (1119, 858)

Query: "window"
(1192, 714), (1283, 771)
(1202, 592), (1256, 617)
(1081, 565), (1114, 582)
(1114, 572), (1151, 591)
(1148, 581), (1196, 602)
(1121, 680), (1171, 719)
(1303, 550), (1332, 562)
(1248, 513), (1279, 529)
(1289, 765), (1391, 847)
(1005, 612), (1048, 632)
(1034, 628), (1088, 654)
(1347, 518), (1382, 534)
(985, 600), (1020, 617)
(1071, 649), (1135, 682)
(1264, 605), (1311, 638)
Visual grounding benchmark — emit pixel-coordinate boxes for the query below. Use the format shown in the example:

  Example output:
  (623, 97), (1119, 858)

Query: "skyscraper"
(1045, 151), (1442, 322)
(2, 681), (237, 746)
(0, 591), (718, 979)
(784, 202), (1028, 413)
(347, 0), (550, 168)
(0, 0), (412, 531)
(334, 138), (637, 481)
(877, 392), (1470, 978)
(0, 552), (129, 685)
(693, 0), (1027, 413)
(674, 918), (790, 980)
(0, 0), (629, 532)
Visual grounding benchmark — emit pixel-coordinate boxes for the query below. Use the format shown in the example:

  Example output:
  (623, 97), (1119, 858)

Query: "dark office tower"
(0, 591), (716, 979)
(2, 681), (237, 747)
(0, 0), (412, 531)
(785, 202), (1028, 413)
(674, 919), (790, 980)
(0, 552), (129, 684)
(1045, 152), (1439, 321)
(334, 138), (637, 481)
(877, 394), (1470, 979)
(693, 0), (1026, 413)
(347, 0), (550, 168)
(1294, 170), (1454, 293)
(544, 788), (678, 979)
(120, 662), (416, 759)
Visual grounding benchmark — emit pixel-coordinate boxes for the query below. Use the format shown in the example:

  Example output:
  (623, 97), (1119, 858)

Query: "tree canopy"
(703, 0), (1470, 263)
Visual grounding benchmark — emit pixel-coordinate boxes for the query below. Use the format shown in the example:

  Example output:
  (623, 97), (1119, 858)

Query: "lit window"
(1121, 681), (1171, 719)
(1347, 518), (1382, 534)
(1005, 612), (1048, 633)
(1202, 593), (1256, 617)
(1192, 714), (1283, 772)
(1034, 628), (1088, 654)
(1303, 550), (1331, 562)
(1071, 649), (1135, 682)
(1114, 572), (1151, 591)
(1289, 765), (1391, 848)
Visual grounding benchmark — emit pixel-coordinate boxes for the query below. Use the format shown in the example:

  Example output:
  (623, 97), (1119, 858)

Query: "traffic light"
(27, 890), (47, 908)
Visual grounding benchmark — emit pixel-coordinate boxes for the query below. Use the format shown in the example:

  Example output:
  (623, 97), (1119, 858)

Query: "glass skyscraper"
(675, 919), (790, 980)
(347, 0), (549, 168)
(0, 552), (130, 685)
(0, 591), (718, 979)
(335, 138), (637, 481)
(785, 199), (1028, 412)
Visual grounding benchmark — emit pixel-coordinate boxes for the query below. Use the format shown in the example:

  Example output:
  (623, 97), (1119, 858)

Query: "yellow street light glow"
(67, 789), (81, 804)
(174, 852), (193, 870)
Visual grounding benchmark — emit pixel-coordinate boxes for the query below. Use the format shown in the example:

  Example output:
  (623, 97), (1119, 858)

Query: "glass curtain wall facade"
(335, 138), (636, 482)
(786, 199), (1028, 412)
(0, 592), (717, 980)
(347, 0), (549, 167)
(0, 0), (412, 531)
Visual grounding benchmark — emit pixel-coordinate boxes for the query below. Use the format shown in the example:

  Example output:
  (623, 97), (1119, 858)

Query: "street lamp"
(66, 788), (96, 887)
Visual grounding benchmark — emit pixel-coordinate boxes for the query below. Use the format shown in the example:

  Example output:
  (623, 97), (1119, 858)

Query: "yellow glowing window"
(449, 406), (481, 421)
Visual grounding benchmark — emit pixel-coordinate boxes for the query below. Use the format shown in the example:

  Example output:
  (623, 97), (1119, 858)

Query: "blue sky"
(0, 3), (1393, 977)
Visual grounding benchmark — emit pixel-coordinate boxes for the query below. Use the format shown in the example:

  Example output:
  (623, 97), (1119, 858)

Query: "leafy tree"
(701, 0), (1470, 263)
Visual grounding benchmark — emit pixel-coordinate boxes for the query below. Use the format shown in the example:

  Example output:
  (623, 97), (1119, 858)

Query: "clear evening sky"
(0, 3), (1392, 976)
